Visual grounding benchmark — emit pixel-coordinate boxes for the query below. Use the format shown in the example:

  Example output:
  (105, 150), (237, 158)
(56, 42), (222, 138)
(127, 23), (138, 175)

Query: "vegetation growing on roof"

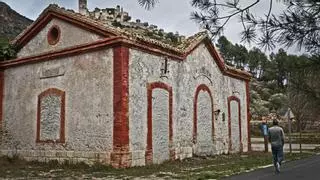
(0, 38), (16, 61)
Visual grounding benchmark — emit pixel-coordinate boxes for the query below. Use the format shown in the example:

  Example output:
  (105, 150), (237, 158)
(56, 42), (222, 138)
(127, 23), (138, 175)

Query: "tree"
(137, 0), (159, 10)
(216, 36), (249, 69)
(271, 49), (289, 89)
(0, 38), (16, 61)
(287, 55), (320, 130)
(138, 0), (319, 54)
(191, 0), (320, 54)
(232, 44), (247, 69)
(247, 47), (268, 79)
(216, 36), (234, 65)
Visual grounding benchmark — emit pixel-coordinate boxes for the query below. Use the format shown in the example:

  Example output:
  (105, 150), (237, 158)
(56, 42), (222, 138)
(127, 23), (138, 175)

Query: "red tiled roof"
(13, 4), (207, 54)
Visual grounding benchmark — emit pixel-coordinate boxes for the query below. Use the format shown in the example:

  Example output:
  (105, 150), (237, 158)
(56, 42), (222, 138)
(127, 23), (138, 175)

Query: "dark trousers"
(271, 145), (284, 166)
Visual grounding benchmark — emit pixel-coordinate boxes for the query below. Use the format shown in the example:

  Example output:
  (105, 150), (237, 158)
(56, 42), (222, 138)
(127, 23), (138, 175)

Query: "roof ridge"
(11, 4), (251, 79)
(44, 4), (209, 53)
(12, 3), (208, 53)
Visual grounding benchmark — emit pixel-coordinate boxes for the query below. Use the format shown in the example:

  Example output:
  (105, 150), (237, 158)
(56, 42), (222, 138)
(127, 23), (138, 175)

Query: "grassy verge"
(0, 152), (314, 179)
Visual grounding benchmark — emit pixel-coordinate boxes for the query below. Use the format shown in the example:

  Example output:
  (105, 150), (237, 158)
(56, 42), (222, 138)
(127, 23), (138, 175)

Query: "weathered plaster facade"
(1, 48), (114, 163)
(18, 18), (103, 57)
(0, 3), (251, 168)
(128, 44), (249, 166)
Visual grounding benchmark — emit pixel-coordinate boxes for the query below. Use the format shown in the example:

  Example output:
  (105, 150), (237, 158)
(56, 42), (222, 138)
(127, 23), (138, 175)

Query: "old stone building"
(0, 0), (251, 168)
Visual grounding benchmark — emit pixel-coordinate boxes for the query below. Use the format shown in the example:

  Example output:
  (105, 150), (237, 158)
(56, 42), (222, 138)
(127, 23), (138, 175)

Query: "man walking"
(260, 116), (269, 152)
(268, 118), (285, 173)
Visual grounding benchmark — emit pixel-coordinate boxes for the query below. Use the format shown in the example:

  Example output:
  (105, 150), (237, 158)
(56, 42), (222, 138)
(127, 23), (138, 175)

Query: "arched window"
(145, 82), (173, 164)
(193, 84), (214, 145)
(227, 96), (242, 152)
(36, 88), (65, 143)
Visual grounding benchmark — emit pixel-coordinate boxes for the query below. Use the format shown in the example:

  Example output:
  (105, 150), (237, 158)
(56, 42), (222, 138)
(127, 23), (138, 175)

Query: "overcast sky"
(2, 0), (299, 54)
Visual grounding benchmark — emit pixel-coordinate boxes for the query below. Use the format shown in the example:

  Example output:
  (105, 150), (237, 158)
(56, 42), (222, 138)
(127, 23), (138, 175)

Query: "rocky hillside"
(0, 1), (33, 40)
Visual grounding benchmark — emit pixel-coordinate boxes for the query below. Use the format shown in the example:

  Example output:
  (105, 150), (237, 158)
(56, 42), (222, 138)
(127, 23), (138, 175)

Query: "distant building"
(0, 0), (251, 168)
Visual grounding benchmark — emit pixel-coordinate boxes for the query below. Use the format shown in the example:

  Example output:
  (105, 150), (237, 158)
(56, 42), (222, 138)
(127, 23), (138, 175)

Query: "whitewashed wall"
(129, 43), (248, 166)
(18, 18), (103, 57)
(225, 78), (248, 152)
(2, 37), (248, 167)
(1, 48), (113, 164)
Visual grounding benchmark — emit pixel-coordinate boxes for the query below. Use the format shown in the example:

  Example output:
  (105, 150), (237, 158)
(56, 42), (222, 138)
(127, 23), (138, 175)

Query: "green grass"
(0, 152), (314, 179)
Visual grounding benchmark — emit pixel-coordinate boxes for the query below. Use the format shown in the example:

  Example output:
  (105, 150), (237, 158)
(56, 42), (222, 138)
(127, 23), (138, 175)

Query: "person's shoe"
(276, 162), (280, 173)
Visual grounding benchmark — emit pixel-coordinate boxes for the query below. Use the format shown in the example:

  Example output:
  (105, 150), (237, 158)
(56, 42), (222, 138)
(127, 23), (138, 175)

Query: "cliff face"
(0, 1), (33, 40)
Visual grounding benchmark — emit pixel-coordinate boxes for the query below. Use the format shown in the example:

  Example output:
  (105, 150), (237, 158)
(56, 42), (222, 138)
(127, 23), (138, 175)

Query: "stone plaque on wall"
(40, 65), (65, 79)
(40, 94), (62, 141)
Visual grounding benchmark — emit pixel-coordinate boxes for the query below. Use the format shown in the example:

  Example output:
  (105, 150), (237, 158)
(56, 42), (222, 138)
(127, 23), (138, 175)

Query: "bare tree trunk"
(299, 119), (302, 153)
(287, 109), (292, 154)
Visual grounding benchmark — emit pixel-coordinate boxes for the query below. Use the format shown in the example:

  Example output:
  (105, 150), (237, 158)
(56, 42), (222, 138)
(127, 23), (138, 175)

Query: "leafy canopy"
(191, 0), (320, 54)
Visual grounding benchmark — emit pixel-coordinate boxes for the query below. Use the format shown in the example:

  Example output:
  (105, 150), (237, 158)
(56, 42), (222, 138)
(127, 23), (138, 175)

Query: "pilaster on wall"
(0, 71), (4, 140)
(245, 81), (251, 151)
(111, 46), (132, 168)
